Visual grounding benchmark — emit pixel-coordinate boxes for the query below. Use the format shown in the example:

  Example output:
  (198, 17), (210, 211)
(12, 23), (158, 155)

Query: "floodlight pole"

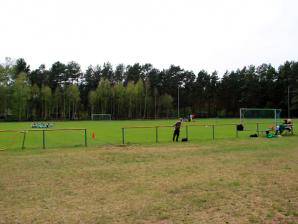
(155, 94), (157, 119)
(288, 86), (290, 118)
(178, 86), (180, 118)
(154, 87), (157, 120)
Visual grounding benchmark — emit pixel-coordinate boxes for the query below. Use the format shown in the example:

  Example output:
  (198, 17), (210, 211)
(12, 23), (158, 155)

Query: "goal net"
(91, 114), (112, 120)
(240, 108), (281, 127)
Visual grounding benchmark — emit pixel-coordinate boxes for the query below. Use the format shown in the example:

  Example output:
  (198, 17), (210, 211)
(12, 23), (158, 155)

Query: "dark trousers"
(173, 129), (180, 142)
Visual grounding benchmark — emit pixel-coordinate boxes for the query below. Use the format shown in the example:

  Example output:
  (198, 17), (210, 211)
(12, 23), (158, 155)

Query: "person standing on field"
(173, 118), (182, 142)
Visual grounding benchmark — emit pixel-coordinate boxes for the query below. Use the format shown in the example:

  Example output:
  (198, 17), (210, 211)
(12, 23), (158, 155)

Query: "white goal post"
(240, 108), (282, 126)
(91, 114), (112, 120)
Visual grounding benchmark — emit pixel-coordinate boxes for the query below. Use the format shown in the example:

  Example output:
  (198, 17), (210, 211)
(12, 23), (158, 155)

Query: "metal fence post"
(235, 124), (238, 138)
(21, 131), (26, 150)
(186, 125), (189, 139)
(84, 129), (87, 147)
(156, 127), (158, 143)
(42, 130), (46, 149)
(212, 125), (215, 140)
(122, 128), (125, 144)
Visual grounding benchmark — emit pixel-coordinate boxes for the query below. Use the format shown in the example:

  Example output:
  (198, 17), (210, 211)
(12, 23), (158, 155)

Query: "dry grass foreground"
(0, 138), (297, 224)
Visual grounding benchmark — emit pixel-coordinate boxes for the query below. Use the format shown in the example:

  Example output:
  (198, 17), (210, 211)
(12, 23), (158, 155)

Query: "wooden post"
(122, 128), (125, 144)
(186, 125), (189, 139)
(84, 129), (87, 147)
(21, 131), (26, 150)
(42, 130), (45, 149)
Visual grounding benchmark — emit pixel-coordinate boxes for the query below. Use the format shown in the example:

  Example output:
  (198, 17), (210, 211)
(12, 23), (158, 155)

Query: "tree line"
(0, 57), (297, 121)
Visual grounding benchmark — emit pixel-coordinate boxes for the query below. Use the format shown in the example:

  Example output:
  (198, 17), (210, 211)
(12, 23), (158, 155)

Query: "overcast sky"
(1, 0), (297, 75)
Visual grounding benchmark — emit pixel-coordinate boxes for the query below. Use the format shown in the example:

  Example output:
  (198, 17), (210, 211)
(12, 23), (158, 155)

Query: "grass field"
(0, 118), (295, 150)
(0, 137), (297, 223)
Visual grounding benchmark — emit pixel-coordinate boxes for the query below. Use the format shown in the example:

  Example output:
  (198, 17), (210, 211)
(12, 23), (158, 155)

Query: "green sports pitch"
(0, 118), (295, 150)
(0, 119), (297, 223)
